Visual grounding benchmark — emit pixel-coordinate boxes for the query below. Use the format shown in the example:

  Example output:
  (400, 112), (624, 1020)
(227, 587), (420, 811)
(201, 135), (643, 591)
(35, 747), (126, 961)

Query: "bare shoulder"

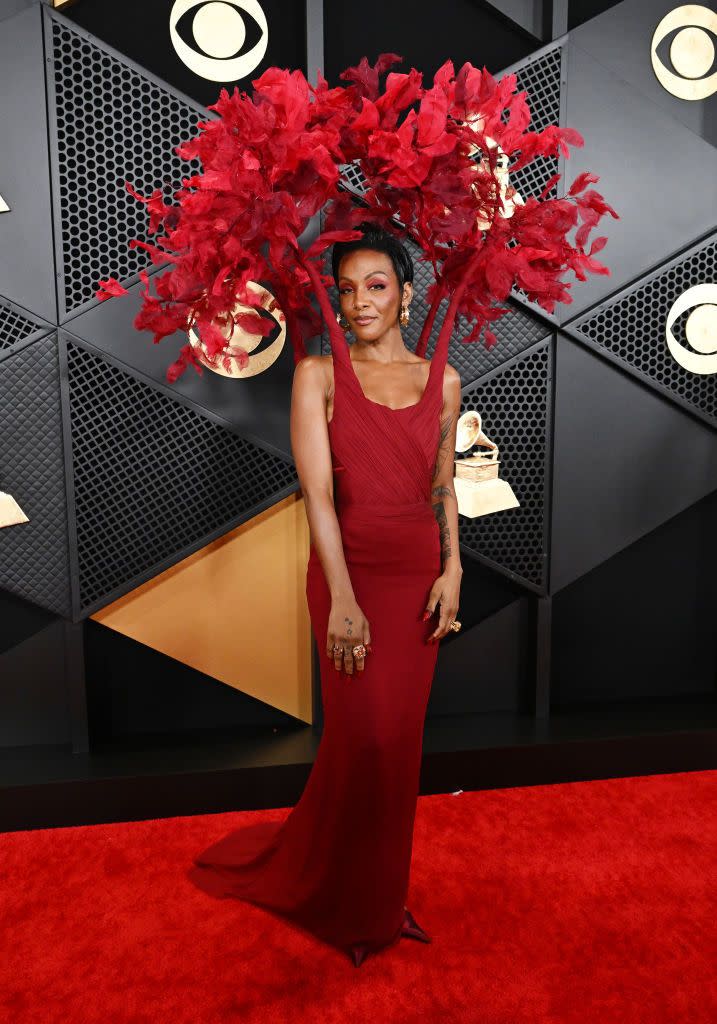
(440, 362), (462, 389)
(293, 354), (333, 392)
(439, 361), (461, 410)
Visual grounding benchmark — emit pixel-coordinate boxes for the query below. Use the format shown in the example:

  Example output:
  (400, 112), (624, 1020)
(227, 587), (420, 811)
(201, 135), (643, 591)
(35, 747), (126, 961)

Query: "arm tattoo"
(431, 490), (452, 564)
(432, 412), (454, 479)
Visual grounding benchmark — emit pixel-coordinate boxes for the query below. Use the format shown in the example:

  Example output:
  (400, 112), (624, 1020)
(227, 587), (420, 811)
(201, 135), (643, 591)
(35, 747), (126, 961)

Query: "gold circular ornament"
(651, 6), (717, 100)
(188, 281), (286, 379)
(665, 283), (717, 374)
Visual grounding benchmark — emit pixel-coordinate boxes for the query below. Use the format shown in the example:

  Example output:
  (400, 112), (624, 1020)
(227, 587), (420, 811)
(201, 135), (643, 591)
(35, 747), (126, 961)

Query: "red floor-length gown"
(187, 310), (450, 965)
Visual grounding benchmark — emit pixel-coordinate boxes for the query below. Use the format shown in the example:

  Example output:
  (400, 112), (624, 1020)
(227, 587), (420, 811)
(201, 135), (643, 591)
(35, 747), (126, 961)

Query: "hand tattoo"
(344, 616), (353, 637)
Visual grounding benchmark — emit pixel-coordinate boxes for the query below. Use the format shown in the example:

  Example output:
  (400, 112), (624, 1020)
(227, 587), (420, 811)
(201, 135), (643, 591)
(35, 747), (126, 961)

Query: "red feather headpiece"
(97, 54), (619, 383)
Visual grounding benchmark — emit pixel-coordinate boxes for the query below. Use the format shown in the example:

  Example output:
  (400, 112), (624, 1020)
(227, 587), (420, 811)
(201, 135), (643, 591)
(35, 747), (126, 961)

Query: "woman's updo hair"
(331, 221), (414, 288)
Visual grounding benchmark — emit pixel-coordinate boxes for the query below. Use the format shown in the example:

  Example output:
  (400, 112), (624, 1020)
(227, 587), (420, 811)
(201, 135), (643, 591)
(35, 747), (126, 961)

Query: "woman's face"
(337, 248), (411, 341)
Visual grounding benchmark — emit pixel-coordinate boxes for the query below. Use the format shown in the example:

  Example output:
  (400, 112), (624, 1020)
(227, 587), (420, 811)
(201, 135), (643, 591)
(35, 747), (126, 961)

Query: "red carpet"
(1, 770), (715, 1023)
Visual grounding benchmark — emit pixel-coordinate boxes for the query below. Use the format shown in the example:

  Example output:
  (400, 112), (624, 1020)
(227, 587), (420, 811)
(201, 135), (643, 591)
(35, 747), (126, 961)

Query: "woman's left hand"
(423, 569), (462, 643)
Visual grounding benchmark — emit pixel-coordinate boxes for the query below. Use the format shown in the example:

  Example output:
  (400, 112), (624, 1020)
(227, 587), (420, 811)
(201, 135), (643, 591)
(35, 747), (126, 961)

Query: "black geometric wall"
(46, 14), (203, 319)
(62, 335), (297, 616)
(457, 340), (551, 591)
(0, 331), (72, 617)
(557, 31), (717, 319)
(568, 234), (717, 430)
(0, 0), (715, 715)
(0, 4), (302, 623)
(0, 296), (50, 358)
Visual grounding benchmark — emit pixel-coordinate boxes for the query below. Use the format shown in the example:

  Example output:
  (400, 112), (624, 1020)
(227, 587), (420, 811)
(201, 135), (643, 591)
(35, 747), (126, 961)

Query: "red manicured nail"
(422, 611), (430, 621)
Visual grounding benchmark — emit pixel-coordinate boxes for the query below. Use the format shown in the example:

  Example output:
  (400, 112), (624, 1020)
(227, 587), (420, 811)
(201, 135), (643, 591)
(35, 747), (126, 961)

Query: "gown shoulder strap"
(422, 297), (453, 405)
(301, 256), (353, 369)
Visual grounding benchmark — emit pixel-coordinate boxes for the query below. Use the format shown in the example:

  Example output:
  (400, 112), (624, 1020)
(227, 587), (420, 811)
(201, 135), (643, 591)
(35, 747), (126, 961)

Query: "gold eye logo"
(665, 283), (717, 374)
(188, 282), (286, 379)
(651, 5), (717, 99)
(169, 0), (268, 83)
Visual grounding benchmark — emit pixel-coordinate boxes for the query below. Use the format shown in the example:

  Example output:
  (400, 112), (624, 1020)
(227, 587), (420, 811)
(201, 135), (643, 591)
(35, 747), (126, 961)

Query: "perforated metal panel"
(506, 44), (563, 204)
(458, 339), (551, 590)
(320, 227), (550, 384)
(568, 234), (717, 430)
(64, 339), (299, 614)
(45, 9), (203, 319)
(0, 297), (49, 360)
(0, 333), (72, 616)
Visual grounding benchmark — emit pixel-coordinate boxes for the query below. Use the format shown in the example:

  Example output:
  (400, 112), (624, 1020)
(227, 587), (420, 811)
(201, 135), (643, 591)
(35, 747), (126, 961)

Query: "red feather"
(98, 53), (618, 381)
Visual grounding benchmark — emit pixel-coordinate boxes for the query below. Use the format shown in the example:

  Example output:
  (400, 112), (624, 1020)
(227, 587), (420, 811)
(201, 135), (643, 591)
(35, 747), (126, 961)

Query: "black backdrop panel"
(552, 490), (717, 704)
(429, 595), (531, 717)
(551, 331), (717, 594)
(62, 333), (298, 616)
(0, 620), (70, 747)
(0, 332), (72, 617)
(560, 38), (717, 320)
(458, 339), (552, 592)
(0, 296), (51, 362)
(0, 5), (57, 322)
(67, 279), (296, 461)
(64, 0), (307, 108)
(324, 0), (540, 86)
(45, 8), (204, 320)
(569, 234), (717, 432)
(570, 0), (717, 146)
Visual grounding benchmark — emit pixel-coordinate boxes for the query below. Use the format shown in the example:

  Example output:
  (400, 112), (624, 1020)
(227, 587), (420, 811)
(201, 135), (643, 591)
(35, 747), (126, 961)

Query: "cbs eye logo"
(651, 4), (717, 100)
(169, 0), (268, 83)
(665, 283), (717, 375)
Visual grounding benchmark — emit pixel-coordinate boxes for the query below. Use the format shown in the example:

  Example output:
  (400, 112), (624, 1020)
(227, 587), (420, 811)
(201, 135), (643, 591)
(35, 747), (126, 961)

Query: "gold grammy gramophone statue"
(453, 409), (520, 519)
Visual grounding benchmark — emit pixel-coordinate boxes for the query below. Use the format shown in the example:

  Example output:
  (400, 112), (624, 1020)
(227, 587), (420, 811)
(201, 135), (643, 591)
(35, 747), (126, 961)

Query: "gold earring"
(336, 311), (350, 334)
(399, 304), (410, 327)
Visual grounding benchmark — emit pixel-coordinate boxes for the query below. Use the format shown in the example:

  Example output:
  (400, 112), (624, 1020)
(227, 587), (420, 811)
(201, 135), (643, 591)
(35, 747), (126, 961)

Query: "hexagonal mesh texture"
(65, 340), (298, 614)
(0, 333), (72, 616)
(569, 236), (717, 428)
(47, 12), (202, 317)
(458, 340), (551, 589)
(0, 298), (48, 358)
(320, 227), (551, 384)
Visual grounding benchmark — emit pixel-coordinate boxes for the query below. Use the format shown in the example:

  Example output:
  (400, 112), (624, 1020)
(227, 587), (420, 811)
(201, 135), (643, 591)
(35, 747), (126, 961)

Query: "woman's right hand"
(327, 596), (371, 676)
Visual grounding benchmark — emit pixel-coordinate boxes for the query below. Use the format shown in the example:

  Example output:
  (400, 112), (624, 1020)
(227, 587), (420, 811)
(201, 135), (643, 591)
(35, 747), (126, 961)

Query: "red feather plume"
(96, 54), (619, 382)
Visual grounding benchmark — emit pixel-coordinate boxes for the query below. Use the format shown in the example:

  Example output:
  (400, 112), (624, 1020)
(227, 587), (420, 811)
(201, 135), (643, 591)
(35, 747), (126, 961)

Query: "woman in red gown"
(187, 223), (464, 967)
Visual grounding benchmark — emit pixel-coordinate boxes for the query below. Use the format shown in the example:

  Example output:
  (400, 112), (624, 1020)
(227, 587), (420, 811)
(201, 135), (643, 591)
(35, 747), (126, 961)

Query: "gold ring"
(449, 620), (462, 632)
(352, 643), (367, 658)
